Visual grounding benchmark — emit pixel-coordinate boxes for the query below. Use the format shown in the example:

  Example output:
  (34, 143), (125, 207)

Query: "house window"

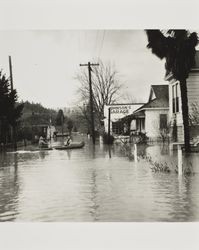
(136, 119), (145, 132)
(141, 119), (145, 131)
(160, 114), (167, 129)
(172, 83), (179, 113)
(112, 122), (123, 135)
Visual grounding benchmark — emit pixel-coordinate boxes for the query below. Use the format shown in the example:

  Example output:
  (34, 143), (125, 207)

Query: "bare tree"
(76, 59), (123, 129)
(121, 91), (143, 103)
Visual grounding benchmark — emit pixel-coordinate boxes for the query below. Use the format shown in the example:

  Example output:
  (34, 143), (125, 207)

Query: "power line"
(93, 30), (99, 58)
(98, 30), (106, 59)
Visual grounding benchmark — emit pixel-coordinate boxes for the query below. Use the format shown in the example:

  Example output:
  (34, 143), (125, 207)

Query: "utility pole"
(108, 107), (111, 144)
(9, 56), (17, 150)
(61, 113), (64, 137)
(80, 62), (99, 144)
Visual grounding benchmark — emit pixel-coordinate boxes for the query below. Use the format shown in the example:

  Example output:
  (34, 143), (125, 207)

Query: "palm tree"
(146, 30), (198, 152)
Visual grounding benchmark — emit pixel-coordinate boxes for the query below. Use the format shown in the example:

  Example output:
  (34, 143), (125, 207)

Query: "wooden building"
(166, 51), (199, 142)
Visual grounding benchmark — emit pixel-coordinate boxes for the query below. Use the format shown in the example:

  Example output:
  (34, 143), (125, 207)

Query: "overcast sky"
(0, 30), (167, 109)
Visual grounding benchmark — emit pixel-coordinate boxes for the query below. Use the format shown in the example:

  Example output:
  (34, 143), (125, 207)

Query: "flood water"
(0, 135), (199, 222)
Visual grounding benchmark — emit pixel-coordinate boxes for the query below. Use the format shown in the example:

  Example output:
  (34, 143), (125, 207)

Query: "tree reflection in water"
(0, 153), (19, 221)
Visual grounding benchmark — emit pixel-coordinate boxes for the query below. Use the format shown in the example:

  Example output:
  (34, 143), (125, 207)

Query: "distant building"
(166, 51), (199, 142)
(103, 103), (144, 135)
(32, 124), (49, 140)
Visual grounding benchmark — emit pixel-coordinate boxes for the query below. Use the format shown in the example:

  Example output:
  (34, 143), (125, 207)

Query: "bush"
(130, 131), (148, 144)
(103, 132), (114, 144)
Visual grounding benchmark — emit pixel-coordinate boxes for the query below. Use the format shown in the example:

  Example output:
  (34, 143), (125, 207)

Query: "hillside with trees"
(18, 101), (58, 140)
(21, 101), (57, 126)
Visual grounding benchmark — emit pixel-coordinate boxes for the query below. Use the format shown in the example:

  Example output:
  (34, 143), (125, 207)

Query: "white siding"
(169, 80), (183, 126)
(169, 71), (199, 126)
(168, 70), (199, 142)
(187, 71), (199, 110)
(145, 109), (169, 139)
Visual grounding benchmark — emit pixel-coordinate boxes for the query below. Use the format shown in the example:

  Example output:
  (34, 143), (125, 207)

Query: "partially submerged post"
(134, 143), (138, 163)
(178, 144), (183, 175)
(108, 107), (111, 144)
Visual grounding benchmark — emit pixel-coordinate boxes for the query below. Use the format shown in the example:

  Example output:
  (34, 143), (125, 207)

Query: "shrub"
(130, 131), (148, 144)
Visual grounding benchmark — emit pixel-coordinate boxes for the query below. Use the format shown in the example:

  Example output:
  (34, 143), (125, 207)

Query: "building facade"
(132, 85), (169, 140)
(103, 103), (144, 135)
(166, 51), (199, 142)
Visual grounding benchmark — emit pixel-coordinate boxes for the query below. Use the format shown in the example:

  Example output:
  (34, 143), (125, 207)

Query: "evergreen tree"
(56, 109), (65, 126)
(0, 71), (23, 144)
(0, 72), (10, 143)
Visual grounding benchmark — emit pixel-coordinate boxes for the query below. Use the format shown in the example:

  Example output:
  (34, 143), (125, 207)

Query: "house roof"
(119, 85), (169, 122)
(119, 110), (145, 123)
(135, 84), (169, 112)
(132, 110), (145, 118)
(105, 103), (145, 107)
(150, 85), (169, 100)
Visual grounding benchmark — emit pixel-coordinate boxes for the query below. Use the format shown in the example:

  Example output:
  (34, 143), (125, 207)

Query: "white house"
(123, 84), (169, 140)
(166, 51), (199, 142)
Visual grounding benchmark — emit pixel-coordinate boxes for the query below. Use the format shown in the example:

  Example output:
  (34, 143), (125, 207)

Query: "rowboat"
(33, 147), (53, 151)
(53, 141), (85, 150)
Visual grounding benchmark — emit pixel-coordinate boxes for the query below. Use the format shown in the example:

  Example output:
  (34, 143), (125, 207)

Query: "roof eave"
(135, 107), (169, 112)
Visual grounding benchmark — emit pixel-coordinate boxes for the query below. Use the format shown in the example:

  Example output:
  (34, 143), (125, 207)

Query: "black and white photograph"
(0, 29), (199, 223)
(1, 0), (199, 249)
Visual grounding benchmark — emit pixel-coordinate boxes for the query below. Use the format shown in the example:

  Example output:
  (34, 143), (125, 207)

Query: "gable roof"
(119, 110), (145, 123)
(135, 84), (169, 112)
(150, 85), (169, 100)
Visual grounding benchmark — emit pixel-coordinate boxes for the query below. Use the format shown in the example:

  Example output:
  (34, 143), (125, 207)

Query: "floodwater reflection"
(0, 137), (199, 222)
(0, 153), (19, 221)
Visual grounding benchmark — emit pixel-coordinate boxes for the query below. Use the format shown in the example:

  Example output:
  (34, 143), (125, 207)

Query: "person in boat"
(38, 136), (48, 148)
(64, 135), (72, 146)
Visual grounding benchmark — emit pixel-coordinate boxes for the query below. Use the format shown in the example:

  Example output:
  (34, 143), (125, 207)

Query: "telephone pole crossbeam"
(80, 62), (99, 144)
